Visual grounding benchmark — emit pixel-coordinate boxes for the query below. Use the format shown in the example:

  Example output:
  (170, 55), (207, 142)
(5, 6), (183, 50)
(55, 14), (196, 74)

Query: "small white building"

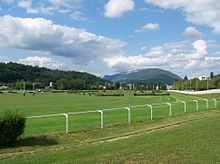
(0, 86), (8, 90)
(198, 76), (210, 81)
(49, 82), (53, 88)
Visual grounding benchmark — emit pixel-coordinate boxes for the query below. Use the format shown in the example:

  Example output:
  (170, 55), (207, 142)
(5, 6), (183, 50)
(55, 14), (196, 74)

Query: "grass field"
(0, 91), (220, 136)
(1, 110), (220, 163)
(1, 91), (220, 163)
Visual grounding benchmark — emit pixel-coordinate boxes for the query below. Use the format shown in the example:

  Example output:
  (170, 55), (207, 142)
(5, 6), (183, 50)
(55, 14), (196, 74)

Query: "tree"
(183, 75), (188, 81)
(210, 72), (214, 79)
(114, 82), (120, 90)
(0, 62), (107, 90)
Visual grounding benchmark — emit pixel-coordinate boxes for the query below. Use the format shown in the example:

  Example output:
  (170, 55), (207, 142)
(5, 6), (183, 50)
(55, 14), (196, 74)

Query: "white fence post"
(167, 103), (172, 116)
(27, 113), (69, 134)
(180, 101), (186, 113)
(147, 105), (153, 120)
(216, 98), (220, 108)
(98, 110), (104, 129)
(212, 98), (217, 108)
(204, 99), (208, 110)
(125, 107), (131, 124)
(64, 114), (69, 134)
(193, 100), (199, 111)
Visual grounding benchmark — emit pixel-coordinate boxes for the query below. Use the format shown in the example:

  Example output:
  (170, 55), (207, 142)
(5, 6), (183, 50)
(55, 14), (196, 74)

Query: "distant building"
(127, 84), (133, 90)
(166, 85), (172, 90)
(98, 85), (106, 90)
(49, 82), (53, 88)
(198, 76), (210, 81)
(0, 86), (8, 90)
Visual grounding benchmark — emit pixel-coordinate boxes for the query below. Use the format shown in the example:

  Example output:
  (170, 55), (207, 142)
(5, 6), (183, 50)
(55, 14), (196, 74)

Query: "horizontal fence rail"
(26, 98), (220, 134)
(27, 113), (69, 134)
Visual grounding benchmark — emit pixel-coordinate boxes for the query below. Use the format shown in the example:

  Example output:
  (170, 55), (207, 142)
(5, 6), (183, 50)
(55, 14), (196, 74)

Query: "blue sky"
(0, 0), (220, 78)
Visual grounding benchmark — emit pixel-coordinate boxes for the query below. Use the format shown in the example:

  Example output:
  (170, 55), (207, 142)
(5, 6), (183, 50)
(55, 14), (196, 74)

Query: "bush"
(0, 110), (26, 146)
(8, 91), (17, 94)
(153, 93), (170, 96)
(96, 93), (124, 96)
(134, 93), (153, 96)
(134, 91), (170, 96)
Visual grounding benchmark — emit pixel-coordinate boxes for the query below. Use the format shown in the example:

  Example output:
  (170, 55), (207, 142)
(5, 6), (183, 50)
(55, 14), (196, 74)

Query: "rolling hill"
(0, 62), (107, 89)
(103, 68), (182, 85)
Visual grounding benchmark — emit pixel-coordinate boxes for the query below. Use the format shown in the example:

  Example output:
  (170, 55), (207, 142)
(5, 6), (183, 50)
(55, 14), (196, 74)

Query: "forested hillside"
(0, 62), (107, 90)
(104, 68), (181, 85)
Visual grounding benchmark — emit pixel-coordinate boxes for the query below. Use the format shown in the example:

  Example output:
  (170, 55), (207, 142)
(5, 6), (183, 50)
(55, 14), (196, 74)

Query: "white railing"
(27, 98), (219, 134)
(27, 113), (69, 133)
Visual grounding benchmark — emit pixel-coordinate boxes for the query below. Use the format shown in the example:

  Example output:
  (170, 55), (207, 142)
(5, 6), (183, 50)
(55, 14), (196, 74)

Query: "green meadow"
(0, 91), (220, 136)
(1, 91), (220, 163)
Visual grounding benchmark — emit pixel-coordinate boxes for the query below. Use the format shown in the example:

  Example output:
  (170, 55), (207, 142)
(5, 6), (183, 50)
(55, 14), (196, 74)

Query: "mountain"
(103, 68), (182, 85)
(0, 62), (107, 89)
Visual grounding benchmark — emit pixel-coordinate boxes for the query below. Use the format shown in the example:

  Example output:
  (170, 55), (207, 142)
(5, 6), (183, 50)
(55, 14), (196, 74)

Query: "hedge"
(0, 110), (26, 146)
(96, 93), (124, 96)
(134, 92), (170, 96)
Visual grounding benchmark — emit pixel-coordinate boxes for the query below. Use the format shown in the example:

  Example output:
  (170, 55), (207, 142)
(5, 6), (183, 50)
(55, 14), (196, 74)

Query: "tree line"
(0, 62), (107, 90)
(172, 73), (220, 90)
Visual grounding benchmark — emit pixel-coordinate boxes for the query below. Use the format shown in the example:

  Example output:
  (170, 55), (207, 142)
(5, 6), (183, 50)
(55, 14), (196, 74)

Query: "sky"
(0, 0), (220, 78)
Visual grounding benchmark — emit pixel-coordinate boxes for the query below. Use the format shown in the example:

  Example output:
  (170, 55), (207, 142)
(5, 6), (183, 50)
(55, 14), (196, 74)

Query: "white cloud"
(0, 15), (126, 65)
(184, 56), (220, 70)
(193, 40), (207, 53)
(2, 0), (14, 4)
(71, 11), (91, 22)
(163, 41), (188, 53)
(104, 54), (171, 72)
(103, 39), (217, 73)
(184, 60), (198, 70)
(214, 51), (220, 55)
(204, 57), (220, 68)
(18, 56), (63, 69)
(17, 0), (39, 14)
(144, 23), (160, 30)
(104, 0), (135, 18)
(183, 26), (204, 38)
(17, 0), (82, 14)
(170, 40), (208, 70)
(135, 23), (159, 33)
(177, 40), (208, 62)
(144, 0), (220, 34)
(103, 46), (172, 72)
(48, 0), (81, 8)
(140, 46), (147, 51)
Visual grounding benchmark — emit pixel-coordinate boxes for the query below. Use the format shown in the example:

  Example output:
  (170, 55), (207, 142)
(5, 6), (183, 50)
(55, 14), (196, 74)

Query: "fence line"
(27, 98), (220, 134)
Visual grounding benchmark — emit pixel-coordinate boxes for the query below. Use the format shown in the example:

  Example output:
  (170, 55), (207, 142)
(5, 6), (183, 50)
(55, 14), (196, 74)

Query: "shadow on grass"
(19, 136), (58, 146)
(0, 136), (58, 149)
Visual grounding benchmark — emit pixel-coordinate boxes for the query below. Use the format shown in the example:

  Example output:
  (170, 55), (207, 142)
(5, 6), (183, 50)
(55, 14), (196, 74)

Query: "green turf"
(1, 110), (220, 163)
(0, 91), (220, 136)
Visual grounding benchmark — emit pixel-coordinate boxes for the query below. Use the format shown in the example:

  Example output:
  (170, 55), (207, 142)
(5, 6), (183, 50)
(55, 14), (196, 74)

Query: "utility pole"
(23, 81), (26, 96)
(32, 82), (35, 96)
(190, 81), (192, 90)
(196, 79), (198, 91)
(207, 79), (209, 90)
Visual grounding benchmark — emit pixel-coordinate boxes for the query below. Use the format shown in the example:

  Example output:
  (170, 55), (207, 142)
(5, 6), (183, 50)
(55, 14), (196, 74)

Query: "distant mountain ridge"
(103, 68), (182, 85)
